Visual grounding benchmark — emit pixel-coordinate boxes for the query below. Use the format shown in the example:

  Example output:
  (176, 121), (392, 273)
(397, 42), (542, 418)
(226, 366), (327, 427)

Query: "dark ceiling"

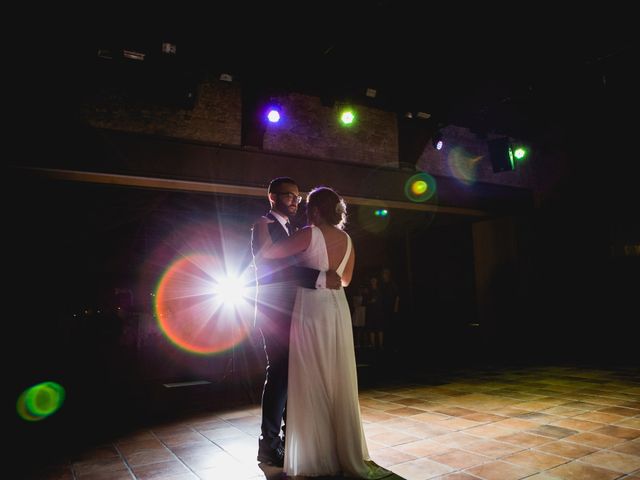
(60, 3), (633, 143)
(19, 2), (635, 149)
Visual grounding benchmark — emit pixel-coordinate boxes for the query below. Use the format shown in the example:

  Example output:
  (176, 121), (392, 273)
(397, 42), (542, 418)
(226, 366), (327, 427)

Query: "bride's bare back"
(317, 225), (355, 286)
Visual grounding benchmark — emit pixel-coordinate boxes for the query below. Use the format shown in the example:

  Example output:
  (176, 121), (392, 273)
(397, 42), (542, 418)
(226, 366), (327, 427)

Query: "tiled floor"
(23, 361), (640, 480)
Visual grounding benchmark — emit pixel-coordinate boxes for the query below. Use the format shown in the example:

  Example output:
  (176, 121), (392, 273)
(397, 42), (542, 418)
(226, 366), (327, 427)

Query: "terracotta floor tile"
(501, 449), (568, 470)
(380, 417), (425, 429)
(395, 439), (454, 457)
(534, 440), (597, 459)
(493, 418), (540, 431)
(578, 449), (640, 473)
(542, 405), (591, 416)
(614, 417), (640, 429)
(560, 401), (603, 411)
(522, 474), (564, 479)
(117, 440), (167, 457)
(403, 423), (457, 439)
(386, 406), (428, 417)
(564, 431), (625, 449)
(25, 365), (640, 480)
(546, 460), (621, 480)
(123, 449), (175, 467)
(390, 457), (454, 479)
(76, 468), (135, 480)
(178, 451), (233, 471)
(494, 431), (551, 448)
(72, 446), (120, 462)
(598, 406), (640, 417)
(369, 430), (421, 446)
(361, 408), (397, 423)
(550, 418), (605, 432)
(171, 443), (223, 459)
(594, 425), (640, 440)
(463, 439), (524, 459)
(611, 440), (640, 456)
(465, 459), (537, 480)
(434, 432), (484, 449)
(433, 417), (483, 431)
(432, 473), (483, 480)
(462, 412), (506, 423)
(429, 448), (488, 469)
(114, 431), (156, 445)
(370, 447), (418, 467)
(512, 400), (560, 411)
(72, 458), (129, 477)
(199, 425), (248, 441)
(187, 418), (227, 431)
(526, 424), (578, 439)
(433, 406), (478, 417)
(130, 459), (193, 480)
(574, 411), (626, 424)
(464, 424), (516, 439)
(155, 431), (210, 448)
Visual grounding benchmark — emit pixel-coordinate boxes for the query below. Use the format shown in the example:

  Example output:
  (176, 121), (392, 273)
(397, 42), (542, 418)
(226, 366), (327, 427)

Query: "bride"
(253, 186), (392, 478)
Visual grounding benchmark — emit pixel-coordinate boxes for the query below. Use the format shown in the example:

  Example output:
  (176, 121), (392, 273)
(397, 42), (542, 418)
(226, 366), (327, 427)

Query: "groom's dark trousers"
(251, 213), (319, 453)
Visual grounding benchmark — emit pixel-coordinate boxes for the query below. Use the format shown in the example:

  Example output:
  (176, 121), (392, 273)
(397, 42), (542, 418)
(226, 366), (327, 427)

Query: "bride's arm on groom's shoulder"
(263, 226), (312, 260)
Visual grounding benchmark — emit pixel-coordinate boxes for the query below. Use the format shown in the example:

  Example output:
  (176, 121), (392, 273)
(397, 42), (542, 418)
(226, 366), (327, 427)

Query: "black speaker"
(488, 137), (514, 173)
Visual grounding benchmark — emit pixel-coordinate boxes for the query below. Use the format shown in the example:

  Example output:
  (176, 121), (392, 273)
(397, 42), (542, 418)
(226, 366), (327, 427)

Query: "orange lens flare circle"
(154, 254), (250, 355)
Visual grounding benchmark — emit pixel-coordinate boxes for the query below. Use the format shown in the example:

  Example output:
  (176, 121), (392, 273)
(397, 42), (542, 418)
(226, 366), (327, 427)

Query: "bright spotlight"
(214, 276), (247, 306)
(432, 131), (444, 150)
(267, 108), (281, 123)
(340, 109), (355, 125)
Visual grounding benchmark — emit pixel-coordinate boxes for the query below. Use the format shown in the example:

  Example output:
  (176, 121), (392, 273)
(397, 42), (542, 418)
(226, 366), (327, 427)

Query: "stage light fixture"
(432, 131), (443, 150)
(340, 108), (356, 126)
(266, 107), (281, 123)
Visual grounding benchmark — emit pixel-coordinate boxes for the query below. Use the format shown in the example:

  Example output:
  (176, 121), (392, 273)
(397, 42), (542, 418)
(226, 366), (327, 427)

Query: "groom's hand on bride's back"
(326, 270), (341, 289)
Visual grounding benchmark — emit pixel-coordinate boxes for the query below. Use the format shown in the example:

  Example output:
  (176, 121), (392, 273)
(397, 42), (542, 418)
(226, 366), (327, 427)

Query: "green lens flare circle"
(404, 173), (436, 202)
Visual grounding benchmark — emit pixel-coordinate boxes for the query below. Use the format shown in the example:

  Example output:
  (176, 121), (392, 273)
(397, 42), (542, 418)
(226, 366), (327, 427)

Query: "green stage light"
(340, 109), (355, 126)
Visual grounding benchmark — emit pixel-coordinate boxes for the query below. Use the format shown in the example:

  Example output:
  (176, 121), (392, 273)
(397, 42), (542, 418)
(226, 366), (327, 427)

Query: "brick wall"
(263, 93), (399, 168)
(81, 77), (241, 145)
(79, 75), (561, 194)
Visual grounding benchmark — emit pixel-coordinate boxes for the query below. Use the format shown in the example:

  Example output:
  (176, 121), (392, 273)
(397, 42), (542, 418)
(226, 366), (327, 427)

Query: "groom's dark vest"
(254, 213), (318, 288)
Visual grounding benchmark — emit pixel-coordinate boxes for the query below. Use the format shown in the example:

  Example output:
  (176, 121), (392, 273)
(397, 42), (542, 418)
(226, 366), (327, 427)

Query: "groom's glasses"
(276, 192), (303, 204)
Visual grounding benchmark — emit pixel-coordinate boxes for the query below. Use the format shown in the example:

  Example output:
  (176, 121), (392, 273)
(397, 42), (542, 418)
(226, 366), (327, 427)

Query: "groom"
(251, 177), (340, 467)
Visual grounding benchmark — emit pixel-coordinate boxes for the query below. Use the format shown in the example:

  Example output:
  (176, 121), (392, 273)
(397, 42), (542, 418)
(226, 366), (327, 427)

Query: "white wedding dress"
(284, 226), (392, 478)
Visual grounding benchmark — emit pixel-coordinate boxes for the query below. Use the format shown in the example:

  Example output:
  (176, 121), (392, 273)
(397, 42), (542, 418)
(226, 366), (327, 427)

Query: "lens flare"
(448, 146), (481, 184)
(17, 381), (65, 421)
(154, 254), (253, 355)
(404, 173), (436, 202)
(411, 180), (428, 195)
(357, 204), (391, 234)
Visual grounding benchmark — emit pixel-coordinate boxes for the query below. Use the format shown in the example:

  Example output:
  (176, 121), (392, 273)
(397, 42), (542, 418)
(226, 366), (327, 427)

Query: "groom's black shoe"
(257, 443), (284, 467)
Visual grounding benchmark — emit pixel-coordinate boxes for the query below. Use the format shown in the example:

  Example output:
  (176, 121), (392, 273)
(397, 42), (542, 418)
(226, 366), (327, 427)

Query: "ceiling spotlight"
(266, 107), (281, 123)
(432, 131), (443, 150)
(219, 73), (233, 82)
(404, 112), (413, 119)
(416, 111), (431, 120)
(340, 108), (356, 126)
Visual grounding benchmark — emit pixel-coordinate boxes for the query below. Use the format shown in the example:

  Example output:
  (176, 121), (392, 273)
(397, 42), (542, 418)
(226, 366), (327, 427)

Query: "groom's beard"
(275, 202), (297, 219)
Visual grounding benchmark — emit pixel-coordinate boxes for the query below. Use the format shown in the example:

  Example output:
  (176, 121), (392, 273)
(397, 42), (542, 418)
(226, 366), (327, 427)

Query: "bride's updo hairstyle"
(306, 186), (347, 230)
